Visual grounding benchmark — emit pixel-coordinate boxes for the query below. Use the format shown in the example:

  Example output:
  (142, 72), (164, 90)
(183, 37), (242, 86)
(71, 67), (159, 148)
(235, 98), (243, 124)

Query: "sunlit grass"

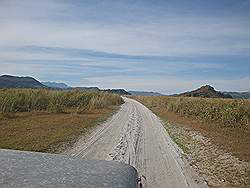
(0, 89), (123, 152)
(133, 96), (250, 161)
(0, 89), (123, 115)
(133, 96), (249, 127)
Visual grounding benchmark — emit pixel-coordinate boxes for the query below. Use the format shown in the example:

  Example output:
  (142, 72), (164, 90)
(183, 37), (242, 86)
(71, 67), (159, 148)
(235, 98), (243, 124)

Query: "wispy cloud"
(0, 0), (249, 92)
(1, 45), (249, 93)
(1, 0), (250, 56)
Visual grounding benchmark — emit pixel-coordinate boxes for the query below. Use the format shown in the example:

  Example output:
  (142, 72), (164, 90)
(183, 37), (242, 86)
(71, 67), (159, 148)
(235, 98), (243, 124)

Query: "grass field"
(134, 96), (249, 128)
(133, 96), (250, 161)
(0, 89), (123, 114)
(0, 89), (123, 152)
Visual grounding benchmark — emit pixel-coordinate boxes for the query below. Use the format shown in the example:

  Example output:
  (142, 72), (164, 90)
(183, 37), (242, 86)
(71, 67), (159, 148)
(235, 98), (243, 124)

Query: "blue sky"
(0, 0), (249, 94)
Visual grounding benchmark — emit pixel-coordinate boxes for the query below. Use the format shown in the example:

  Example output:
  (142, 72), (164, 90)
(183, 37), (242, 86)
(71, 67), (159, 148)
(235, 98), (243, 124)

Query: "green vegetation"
(0, 89), (123, 152)
(134, 96), (249, 127)
(0, 89), (123, 115)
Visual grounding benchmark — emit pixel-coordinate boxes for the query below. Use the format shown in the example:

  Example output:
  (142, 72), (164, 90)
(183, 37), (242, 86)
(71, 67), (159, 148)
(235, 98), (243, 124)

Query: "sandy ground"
(65, 97), (207, 188)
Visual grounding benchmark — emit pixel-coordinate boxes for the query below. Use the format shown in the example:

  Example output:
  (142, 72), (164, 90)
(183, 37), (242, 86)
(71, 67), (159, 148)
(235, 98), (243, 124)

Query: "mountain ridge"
(222, 91), (250, 99)
(175, 85), (232, 98)
(0, 75), (46, 88)
(1, 75), (249, 98)
(42, 82), (69, 89)
(103, 89), (131, 95)
(129, 90), (164, 96)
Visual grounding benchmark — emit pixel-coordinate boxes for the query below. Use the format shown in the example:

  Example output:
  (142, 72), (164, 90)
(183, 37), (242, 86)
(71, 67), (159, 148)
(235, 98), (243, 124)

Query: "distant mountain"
(42, 82), (100, 91)
(104, 89), (131, 95)
(73, 87), (100, 91)
(129, 91), (164, 96)
(42, 82), (69, 89)
(176, 85), (232, 98)
(223, 91), (250, 99)
(0, 75), (46, 88)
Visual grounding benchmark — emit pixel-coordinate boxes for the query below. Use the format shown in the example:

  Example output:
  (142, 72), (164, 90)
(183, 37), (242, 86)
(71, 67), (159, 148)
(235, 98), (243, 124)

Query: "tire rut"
(66, 97), (207, 188)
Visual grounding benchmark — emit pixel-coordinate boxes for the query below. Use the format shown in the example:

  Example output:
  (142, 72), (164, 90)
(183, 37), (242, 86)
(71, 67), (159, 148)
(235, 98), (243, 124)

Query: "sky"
(0, 0), (249, 94)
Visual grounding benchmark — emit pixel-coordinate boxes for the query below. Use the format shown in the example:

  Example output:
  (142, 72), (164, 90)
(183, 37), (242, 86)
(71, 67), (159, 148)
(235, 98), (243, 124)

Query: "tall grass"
(0, 89), (123, 115)
(134, 96), (250, 127)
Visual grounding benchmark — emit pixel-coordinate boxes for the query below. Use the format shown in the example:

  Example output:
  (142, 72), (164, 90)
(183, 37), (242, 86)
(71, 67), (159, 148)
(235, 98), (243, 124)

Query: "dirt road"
(66, 97), (206, 188)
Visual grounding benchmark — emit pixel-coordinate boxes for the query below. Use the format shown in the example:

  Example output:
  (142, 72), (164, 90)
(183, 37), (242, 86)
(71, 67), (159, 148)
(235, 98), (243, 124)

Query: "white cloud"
(0, 1), (249, 56)
(0, 0), (249, 92)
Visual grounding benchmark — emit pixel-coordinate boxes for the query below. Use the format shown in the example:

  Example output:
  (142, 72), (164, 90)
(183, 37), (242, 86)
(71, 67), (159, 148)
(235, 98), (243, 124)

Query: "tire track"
(66, 97), (207, 188)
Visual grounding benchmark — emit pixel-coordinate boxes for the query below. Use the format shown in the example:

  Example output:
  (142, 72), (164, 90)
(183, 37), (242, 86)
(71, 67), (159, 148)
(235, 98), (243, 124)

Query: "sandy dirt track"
(66, 97), (207, 188)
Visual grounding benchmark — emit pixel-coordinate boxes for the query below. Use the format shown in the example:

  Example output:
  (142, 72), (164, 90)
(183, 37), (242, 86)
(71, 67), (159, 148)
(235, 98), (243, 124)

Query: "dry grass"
(157, 109), (250, 162)
(0, 107), (118, 153)
(159, 115), (249, 187)
(134, 96), (249, 128)
(133, 96), (250, 161)
(0, 89), (123, 114)
(0, 89), (123, 152)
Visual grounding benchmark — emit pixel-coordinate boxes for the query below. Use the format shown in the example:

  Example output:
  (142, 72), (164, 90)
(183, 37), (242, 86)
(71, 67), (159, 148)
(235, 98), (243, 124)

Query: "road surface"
(66, 97), (206, 188)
